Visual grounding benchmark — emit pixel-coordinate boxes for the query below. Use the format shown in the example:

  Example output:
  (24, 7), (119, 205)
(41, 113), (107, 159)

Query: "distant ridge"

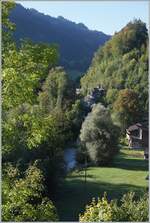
(9, 4), (111, 77)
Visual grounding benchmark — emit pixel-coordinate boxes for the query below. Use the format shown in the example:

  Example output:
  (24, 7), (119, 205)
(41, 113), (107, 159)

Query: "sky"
(16, 1), (149, 35)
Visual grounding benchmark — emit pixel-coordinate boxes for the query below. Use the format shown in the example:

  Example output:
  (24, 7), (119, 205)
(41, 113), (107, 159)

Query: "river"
(64, 148), (77, 172)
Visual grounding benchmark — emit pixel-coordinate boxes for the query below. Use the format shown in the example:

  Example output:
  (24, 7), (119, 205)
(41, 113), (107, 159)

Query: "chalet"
(84, 86), (105, 109)
(126, 123), (149, 159)
(76, 88), (81, 95)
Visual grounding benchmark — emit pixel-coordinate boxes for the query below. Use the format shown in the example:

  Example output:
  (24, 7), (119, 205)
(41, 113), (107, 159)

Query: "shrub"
(80, 103), (120, 166)
(114, 192), (149, 222)
(2, 163), (59, 221)
(79, 191), (149, 222)
(79, 192), (114, 222)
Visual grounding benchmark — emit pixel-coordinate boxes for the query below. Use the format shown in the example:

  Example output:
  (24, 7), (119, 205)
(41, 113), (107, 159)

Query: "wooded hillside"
(81, 19), (148, 114)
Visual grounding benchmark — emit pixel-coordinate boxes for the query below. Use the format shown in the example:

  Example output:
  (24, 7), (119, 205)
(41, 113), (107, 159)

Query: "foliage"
(20, 40), (59, 70)
(113, 89), (141, 130)
(2, 1), (15, 32)
(106, 88), (119, 105)
(79, 192), (114, 222)
(3, 102), (69, 197)
(2, 163), (59, 221)
(66, 99), (87, 140)
(80, 103), (119, 166)
(79, 191), (149, 222)
(114, 191), (149, 221)
(2, 3), (76, 221)
(2, 0), (16, 58)
(38, 67), (75, 113)
(2, 42), (74, 202)
(76, 143), (90, 165)
(3, 3), (148, 222)
(81, 19), (148, 114)
(2, 40), (59, 110)
(2, 2), (59, 111)
(3, 103), (68, 159)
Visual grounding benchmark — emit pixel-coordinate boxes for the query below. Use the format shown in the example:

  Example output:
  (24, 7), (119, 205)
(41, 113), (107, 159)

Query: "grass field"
(55, 148), (148, 221)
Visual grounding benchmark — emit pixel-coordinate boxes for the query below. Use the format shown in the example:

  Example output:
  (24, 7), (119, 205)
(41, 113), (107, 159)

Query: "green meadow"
(56, 148), (148, 221)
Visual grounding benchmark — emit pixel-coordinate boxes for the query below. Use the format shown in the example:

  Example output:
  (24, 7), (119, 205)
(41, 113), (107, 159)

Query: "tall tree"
(80, 103), (119, 166)
(38, 67), (75, 113)
(113, 89), (141, 130)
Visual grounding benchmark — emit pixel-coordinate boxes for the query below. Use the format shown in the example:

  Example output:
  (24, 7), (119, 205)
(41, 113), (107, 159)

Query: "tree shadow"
(55, 178), (148, 221)
(113, 158), (148, 171)
(67, 174), (94, 179)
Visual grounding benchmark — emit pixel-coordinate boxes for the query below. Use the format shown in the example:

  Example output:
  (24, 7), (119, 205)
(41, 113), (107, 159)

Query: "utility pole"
(84, 151), (87, 198)
(84, 154), (87, 185)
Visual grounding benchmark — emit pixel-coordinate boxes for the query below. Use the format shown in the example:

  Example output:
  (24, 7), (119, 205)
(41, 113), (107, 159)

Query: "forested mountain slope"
(9, 4), (110, 75)
(80, 19), (148, 112)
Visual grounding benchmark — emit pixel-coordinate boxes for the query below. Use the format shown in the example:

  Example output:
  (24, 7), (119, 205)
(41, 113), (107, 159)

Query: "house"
(126, 123), (149, 159)
(76, 88), (81, 95)
(83, 86), (105, 109)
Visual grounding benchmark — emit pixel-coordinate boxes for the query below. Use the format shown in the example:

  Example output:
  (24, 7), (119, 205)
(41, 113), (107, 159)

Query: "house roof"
(126, 123), (148, 132)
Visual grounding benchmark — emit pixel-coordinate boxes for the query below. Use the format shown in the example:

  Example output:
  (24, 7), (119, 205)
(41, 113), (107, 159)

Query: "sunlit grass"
(55, 148), (148, 221)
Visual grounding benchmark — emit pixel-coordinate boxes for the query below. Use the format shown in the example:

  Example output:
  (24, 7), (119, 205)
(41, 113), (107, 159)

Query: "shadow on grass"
(112, 159), (148, 171)
(55, 178), (147, 221)
(113, 157), (148, 171)
(67, 174), (94, 179)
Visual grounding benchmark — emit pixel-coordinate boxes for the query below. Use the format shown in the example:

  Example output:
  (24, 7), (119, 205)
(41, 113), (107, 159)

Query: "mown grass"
(55, 148), (148, 221)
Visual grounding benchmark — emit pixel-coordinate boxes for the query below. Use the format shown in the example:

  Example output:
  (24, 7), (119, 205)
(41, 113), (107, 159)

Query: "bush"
(2, 163), (59, 221)
(79, 191), (149, 222)
(114, 192), (149, 222)
(80, 103), (120, 166)
(79, 192), (113, 222)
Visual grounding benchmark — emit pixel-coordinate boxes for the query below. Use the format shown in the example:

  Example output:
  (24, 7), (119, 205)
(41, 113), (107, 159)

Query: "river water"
(64, 148), (76, 172)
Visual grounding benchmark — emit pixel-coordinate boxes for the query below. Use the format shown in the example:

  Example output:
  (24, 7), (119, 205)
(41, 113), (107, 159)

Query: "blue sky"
(16, 1), (149, 35)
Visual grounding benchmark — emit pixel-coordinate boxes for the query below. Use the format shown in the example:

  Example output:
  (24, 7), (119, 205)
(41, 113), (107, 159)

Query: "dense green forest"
(81, 19), (148, 128)
(2, 1), (148, 222)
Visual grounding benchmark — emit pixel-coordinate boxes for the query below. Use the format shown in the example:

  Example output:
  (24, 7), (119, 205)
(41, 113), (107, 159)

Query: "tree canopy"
(2, 2), (76, 221)
(80, 103), (119, 166)
(113, 89), (141, 130)
(80, 19), (148, 115)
